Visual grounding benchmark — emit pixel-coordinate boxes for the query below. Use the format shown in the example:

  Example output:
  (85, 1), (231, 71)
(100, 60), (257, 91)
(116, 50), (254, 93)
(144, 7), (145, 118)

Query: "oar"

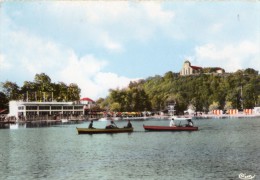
(111, 120), (118, 128)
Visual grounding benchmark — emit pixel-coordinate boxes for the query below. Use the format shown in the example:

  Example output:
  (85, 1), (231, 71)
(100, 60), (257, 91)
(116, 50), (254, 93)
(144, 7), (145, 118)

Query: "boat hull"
(76, 127), (134, 134)
(143, 125), (198, 131)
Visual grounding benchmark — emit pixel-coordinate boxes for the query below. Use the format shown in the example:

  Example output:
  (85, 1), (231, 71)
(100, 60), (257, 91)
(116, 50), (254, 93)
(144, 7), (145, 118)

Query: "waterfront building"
(8, 97), (95, 121)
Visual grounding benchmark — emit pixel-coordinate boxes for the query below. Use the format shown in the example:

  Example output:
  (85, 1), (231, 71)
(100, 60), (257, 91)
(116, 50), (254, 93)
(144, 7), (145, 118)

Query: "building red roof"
(80, 97), (95, 102)
(215, 67), (223, 70)
(190, 65), (202, 70)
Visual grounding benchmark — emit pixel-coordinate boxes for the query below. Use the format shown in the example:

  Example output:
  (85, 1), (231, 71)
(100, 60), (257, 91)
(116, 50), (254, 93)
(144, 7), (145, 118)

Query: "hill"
(98, 68), (260, 114)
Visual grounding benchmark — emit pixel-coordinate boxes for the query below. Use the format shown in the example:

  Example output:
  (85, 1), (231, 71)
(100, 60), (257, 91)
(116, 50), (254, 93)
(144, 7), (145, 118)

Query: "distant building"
(253, 107), (260, 114)
(80, 97), (95, 108)
(180, 60), (202, 76)
(180, 60), (225, 76)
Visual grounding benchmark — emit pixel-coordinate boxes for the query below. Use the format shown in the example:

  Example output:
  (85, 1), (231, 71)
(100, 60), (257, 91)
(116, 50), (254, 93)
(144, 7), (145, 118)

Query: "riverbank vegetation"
(98, 68), (260, 114)
(1, 69), (260, 114)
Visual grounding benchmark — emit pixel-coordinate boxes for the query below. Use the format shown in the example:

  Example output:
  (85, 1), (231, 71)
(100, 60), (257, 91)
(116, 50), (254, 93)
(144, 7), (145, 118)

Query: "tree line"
(97, 68), (260, 114)
(1, 68), (260, 114)
(0, 73), (81, 110)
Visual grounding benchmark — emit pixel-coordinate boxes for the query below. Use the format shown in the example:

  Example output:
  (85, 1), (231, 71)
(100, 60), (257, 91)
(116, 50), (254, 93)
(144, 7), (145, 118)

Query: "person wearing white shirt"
(186, 119), (194, 127)
(169, 118), (176, 127)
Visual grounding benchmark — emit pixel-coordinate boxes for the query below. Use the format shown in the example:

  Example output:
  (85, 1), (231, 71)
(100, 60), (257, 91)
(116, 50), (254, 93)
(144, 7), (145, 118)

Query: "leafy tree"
(67, 83), (81, 101)
(1, 81), (20, 100)
(163, 71), (174, 81)
(110, 102), (121, 112)
(1, 73), (81, 103)
(209, 101), (220, 111)
(96, 98), (105, 105)
(21, 81), (38, 101)
(105, 80), (151, 112)
(224, 101), (233, 111)
(34, 73), (51, 84)
(244, 68), (258, 76)
(0, 91), (8, 110)
(56, 82), (68, 101)
(34, 73), (52, 101)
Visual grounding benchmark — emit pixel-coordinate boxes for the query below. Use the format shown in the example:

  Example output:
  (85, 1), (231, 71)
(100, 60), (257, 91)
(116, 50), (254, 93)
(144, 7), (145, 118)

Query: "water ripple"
(0, 118), (260, 179)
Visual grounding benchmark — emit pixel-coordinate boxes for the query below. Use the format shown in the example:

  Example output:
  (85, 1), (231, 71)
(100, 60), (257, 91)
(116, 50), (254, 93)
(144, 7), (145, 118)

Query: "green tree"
(209, 101), (220, 111)
(56, 82), (68, 101)
(244, 68), (258, 76)
(224, 101), (233, 111)
(0, 91), (9, 110)
(34, 73), (51, 84)
(110, 102), (121, 112)
(34, 73), (52, 101)
(67, 83), (81, 101)
(1, 81), (20, 100)
(21, 81), (38, 101)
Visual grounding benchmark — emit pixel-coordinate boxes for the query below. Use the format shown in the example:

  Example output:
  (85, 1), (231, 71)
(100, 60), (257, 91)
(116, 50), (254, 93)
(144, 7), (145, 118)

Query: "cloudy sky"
(0, 1), (259, 100)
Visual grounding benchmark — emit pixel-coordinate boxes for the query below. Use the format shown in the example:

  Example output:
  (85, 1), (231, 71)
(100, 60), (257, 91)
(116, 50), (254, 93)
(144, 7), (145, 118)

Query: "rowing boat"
(76, 127), (134, 134)
(143, 125), (198, 131)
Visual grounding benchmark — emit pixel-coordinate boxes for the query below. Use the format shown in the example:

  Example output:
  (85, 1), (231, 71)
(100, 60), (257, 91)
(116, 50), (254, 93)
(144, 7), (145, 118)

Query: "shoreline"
(1, 113), (260, 128)
(152, 113), (260, 120)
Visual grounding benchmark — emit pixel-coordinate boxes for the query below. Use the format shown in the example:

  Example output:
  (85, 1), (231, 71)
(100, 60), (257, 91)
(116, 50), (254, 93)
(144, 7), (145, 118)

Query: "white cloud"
(46, 1), (175, 45)
(95, 72), (137, 90)
(4, 29), (67, 75)
(1, 16), (135, 100)
(57, 54), (136, 99)
(189, 40), (259, 72)
(208, 23), (223, 34)
(99, 32), (123, 53)
(143, 2), (175, 25)
(0, 54), (11, 70)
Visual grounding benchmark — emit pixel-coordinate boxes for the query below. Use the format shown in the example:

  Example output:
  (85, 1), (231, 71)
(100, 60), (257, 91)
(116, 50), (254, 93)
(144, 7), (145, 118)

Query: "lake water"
(0, 118), (259, 180)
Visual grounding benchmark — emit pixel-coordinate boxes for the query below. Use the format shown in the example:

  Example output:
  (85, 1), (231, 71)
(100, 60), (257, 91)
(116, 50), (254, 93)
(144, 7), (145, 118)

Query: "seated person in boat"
(186, 119), (194, 127)
(124, 120), (132, 128)
(169, 118), (176, 127)
(106, 120), (117, 129)
(88, 120), (95, 129)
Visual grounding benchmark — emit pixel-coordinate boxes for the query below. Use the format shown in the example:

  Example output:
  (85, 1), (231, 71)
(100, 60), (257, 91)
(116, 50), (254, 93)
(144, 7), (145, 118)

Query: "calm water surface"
(0, 118), (260, 180)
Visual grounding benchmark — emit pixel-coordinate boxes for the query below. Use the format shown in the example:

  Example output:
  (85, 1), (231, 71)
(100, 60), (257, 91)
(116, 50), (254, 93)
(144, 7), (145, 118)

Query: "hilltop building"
(180, 61), (202, 76)
(180, 60), (225, 76)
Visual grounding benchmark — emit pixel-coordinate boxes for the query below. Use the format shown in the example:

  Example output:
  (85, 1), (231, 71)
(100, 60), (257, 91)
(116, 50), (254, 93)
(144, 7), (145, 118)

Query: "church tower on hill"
(180, 60), (225, 76)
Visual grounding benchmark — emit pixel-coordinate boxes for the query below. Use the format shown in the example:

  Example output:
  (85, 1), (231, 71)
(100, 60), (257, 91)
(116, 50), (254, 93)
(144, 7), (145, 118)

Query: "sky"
(0, 1), (259, 100)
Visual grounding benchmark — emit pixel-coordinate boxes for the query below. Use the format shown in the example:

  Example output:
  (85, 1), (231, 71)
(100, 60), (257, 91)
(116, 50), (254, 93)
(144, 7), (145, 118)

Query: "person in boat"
(88, 120), (95, 129)
(186, 119), (194, 127)
(106, 120), (117, 129)
(169, 118), (176, 127)
(124, 120), (132, 128)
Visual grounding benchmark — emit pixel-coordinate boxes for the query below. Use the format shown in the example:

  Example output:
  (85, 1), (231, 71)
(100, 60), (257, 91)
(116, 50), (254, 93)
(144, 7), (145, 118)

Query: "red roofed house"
(180, 60), (225, 76)
(180, 60), (203, 76)
(80, 97), (95, 103)
(80, 97), (95, 109)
